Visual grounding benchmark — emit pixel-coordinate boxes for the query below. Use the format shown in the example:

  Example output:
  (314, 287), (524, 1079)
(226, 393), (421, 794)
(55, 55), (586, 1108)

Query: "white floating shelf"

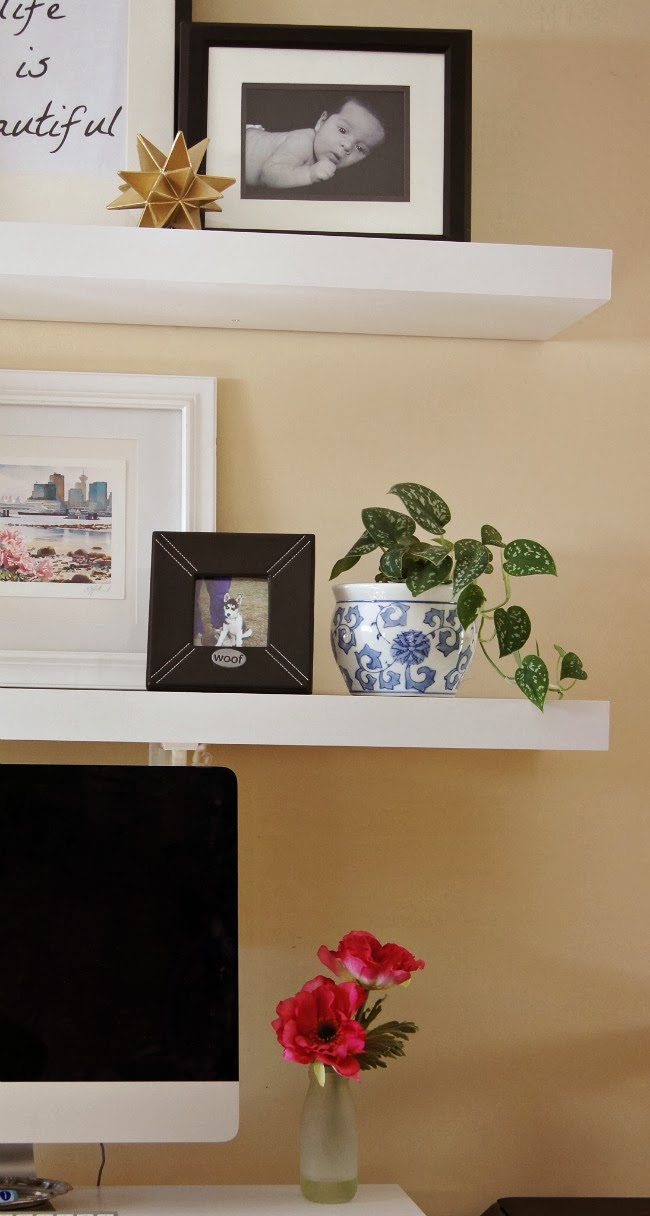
(0, 688), (609, 750)
(0, 222), (611, 340)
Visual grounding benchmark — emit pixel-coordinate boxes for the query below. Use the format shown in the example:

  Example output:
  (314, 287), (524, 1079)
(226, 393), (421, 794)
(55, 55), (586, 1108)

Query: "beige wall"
(1, 3), (648, 1214)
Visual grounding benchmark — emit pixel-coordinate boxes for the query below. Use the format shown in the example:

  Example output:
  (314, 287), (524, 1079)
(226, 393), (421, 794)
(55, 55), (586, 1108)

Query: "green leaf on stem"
(388, 482), (451, 535)
(452, 538), (491, 597)
(457, 582), (486, 629)
(405, 556), (453, 597)
(329, 530), (378, 580)
(358, 1020), (419, 1071)
(515, 654), (549, 710)
(379, 545), (409, 581)
(481, 524), (504, 546)
(494, 605), (532, 656)
(408, 541), (454, 567)
(357, 997), (385, 1030)
(559, 651), (588, 681)
(503, 539), (557, 577)
(362, 507), (416, 549)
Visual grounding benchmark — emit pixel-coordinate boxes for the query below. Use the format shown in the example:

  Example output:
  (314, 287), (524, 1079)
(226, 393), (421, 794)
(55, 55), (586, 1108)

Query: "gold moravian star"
(107, 131), (235, 229)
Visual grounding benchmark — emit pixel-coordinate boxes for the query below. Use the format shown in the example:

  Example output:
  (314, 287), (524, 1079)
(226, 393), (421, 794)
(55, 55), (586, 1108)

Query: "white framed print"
(0, 0), (178, 225)
(0, 369), (216, 689)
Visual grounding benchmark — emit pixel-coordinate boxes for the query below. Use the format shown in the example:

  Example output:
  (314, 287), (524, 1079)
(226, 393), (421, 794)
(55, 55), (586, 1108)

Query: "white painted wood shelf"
(0, 222), (611, 340)
(53, 1184), (424, 1214)
(0, 688), (609, 750)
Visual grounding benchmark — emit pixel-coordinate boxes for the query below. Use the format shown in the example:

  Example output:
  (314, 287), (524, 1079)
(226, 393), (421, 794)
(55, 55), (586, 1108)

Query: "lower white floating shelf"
(0, 688), (609, 750)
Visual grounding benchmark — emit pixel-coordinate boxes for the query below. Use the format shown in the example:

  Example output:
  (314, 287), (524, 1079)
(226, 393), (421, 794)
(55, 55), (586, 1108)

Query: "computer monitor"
(0, 764), (239, 1147)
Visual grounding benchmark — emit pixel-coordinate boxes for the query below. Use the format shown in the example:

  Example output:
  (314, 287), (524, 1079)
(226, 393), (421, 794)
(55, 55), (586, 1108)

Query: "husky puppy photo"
(215, 592), (253, 647)
(193, 576), (269, 648)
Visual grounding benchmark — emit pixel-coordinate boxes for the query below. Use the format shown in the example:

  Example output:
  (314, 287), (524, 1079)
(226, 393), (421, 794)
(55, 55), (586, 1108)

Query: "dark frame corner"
(176, 22), (471, 241)
(146, 531), (315, 693)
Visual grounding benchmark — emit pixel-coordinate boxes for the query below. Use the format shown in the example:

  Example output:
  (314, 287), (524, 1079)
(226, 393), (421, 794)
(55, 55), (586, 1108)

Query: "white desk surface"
(52, 1184), (424, 1213)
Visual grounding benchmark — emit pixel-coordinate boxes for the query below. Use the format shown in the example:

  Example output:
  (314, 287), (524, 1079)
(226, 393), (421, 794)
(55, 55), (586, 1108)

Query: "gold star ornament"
(107, 131), (235, 229)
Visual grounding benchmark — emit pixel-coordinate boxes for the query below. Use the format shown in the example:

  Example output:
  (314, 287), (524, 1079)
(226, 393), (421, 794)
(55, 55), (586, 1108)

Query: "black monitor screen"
(0, 765), (238, 1083)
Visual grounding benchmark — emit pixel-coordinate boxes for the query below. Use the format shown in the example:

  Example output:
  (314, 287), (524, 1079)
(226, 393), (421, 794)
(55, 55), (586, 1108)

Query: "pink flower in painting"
(272, 975), (366, 1078)
(0, 528), (52, 581)
(35, 557), (53, 580)
(317, 930), (425, 990)
(0, 530), (21, 570)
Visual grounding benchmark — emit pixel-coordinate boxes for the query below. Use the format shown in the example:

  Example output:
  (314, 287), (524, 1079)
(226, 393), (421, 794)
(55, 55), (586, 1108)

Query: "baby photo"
(241, 83), (409, 203)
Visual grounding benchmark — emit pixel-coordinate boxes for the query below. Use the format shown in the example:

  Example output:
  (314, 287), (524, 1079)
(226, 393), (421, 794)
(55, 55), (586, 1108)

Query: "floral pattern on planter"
(331, 586), (477, 695)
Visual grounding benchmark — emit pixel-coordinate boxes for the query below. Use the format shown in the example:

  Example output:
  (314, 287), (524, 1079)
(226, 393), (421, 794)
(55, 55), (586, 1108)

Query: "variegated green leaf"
(503, 539), (557, 577)
(405, 557), (453, 597)
(481, 524), (504, 547)
(515, 654), (549, 710)
(452, 538), (491, 597)
(408, 541), (454, 567)
(379, 545), (408, 580)
(388, 482), (451, 535)
(329, 530), (378, 580)
(494, 605), (531, 657)
(457, 582), (486, 629)
(362, 507), (416, 549)
(559, 651), (588, 681)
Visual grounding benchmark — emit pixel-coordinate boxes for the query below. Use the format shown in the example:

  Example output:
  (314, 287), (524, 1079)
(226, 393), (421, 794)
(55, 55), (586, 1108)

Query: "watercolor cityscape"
(0, 461), (115, 587)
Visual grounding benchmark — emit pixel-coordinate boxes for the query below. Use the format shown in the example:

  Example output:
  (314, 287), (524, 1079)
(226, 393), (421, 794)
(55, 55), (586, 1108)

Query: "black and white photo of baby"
(241, 83), (409, 204)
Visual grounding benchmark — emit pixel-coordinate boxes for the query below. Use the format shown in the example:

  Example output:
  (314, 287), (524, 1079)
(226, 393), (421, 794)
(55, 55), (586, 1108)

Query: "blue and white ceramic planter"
(330, 582), (477, 696)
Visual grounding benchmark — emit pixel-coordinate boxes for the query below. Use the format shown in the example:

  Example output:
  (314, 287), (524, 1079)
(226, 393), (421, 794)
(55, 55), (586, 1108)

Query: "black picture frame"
(146, 532), (315, 693)
(177, 22), (471, 241)
(174, 0), (193, 122)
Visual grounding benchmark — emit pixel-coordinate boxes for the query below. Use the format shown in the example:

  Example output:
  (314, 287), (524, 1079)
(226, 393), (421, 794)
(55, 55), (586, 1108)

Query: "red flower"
(272, 975), (366, 1078)
(317, 930), (425, 990)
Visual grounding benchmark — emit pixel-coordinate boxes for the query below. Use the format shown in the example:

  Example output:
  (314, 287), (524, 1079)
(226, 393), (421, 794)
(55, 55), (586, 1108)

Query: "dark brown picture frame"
(146, 532), (315, 693)
(177, 22), (471, 241)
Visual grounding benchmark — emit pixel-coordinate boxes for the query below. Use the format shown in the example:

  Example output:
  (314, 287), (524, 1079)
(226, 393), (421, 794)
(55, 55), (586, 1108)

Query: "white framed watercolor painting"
(0, 369), (216, 688)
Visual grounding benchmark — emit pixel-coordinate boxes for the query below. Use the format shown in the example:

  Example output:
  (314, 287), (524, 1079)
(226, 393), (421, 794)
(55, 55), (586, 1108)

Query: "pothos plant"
(329, 481), (587, 711)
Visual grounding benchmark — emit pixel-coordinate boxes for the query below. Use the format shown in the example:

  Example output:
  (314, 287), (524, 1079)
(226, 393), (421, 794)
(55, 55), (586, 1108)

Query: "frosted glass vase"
(299, 1066), (358, 1204)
